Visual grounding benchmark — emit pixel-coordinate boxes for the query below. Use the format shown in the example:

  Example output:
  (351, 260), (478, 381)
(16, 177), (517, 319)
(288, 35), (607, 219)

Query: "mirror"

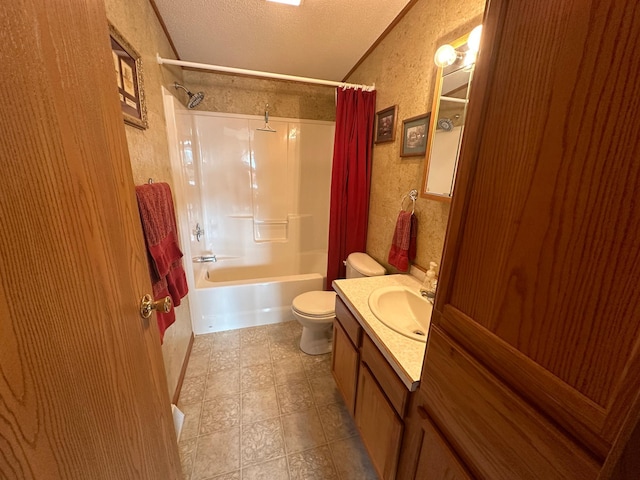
(421, 30), (479, 201)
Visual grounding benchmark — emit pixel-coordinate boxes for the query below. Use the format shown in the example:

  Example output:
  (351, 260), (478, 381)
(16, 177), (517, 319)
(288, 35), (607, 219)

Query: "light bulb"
(434, 44), (457, 68)
(468, 25), (483, 52)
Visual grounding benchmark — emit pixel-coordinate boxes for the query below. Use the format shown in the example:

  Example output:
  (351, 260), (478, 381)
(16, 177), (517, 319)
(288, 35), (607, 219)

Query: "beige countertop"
(333, 274), (428, 391)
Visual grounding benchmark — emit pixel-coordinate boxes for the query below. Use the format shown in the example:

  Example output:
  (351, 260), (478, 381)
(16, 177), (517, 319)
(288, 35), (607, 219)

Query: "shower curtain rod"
(157, 55), (376, 91)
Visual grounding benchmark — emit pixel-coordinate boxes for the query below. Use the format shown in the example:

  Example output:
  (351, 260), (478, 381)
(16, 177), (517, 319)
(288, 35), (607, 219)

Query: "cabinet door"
(356, 364), (403, 480)
(332, 320), (359, 413)
(431, 0), (640, 462)
(414, 407), (472, 480)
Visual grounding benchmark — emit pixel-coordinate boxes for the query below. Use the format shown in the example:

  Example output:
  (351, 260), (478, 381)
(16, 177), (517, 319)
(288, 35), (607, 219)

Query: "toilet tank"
(345, 253), (386, 279)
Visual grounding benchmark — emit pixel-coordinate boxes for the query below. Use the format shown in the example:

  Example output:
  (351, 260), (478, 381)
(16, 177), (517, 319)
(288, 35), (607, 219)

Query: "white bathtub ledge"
(333, 274), (426, 391)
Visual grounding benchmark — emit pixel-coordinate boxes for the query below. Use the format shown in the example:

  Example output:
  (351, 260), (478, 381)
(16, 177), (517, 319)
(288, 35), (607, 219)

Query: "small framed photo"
(109, 24), (148, 130)
(375, 105), (398, 144)
(401, 113), (430, 157)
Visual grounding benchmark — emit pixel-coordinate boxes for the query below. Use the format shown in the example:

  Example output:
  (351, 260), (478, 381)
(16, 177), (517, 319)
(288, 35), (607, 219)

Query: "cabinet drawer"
(335, 296), (362, 347)
(422, 326), (600, 480)
(361, 334), (409, 417)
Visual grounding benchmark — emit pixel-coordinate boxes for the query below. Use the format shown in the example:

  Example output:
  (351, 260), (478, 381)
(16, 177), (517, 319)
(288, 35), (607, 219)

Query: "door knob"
(139, 294), (172, 319)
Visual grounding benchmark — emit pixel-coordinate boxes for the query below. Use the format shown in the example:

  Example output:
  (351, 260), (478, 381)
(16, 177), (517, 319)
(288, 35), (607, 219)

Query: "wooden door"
(0, 1), (182, 478)
(427, 0), (640, 472)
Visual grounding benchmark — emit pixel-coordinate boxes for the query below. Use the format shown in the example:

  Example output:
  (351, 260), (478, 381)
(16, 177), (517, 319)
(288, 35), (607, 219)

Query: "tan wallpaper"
(104, 0), (192, 399)
(347, 0), (486, 273)
(182, 70), (336, 121)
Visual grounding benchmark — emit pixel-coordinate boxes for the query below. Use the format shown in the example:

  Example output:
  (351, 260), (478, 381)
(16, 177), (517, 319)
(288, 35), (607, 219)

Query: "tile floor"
(178, 320), (378, 480)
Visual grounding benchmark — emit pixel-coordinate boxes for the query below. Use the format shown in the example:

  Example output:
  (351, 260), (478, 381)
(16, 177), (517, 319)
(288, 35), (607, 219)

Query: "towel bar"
(400, 189), (418, 214)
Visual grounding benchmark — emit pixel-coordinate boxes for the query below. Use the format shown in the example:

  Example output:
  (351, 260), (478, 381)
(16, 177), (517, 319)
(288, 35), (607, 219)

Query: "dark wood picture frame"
(375, 105), (398, 144)
(401, 113), (430, 157)
(109, 24), (148, 130)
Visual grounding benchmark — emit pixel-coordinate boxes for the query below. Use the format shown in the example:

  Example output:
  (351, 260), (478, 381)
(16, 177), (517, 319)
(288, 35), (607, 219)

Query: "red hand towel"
(388, 210), (418, 272)
(135, 182), (188, 342)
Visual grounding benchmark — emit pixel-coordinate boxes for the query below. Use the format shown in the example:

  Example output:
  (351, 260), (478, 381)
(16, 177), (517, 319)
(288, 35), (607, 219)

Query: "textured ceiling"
(153, 0), (413, 82)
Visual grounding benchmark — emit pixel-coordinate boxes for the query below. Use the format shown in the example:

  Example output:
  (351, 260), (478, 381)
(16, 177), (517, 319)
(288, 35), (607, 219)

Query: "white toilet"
(291, 252), (386, 355)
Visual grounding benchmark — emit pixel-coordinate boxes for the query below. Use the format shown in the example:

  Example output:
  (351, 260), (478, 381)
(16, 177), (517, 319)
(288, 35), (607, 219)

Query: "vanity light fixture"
(266, 0), (303, 5)
(434, 25), (483, 68)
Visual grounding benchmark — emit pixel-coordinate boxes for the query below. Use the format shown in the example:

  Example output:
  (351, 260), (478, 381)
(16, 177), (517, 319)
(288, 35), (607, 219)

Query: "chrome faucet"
(192, 254), (216, 263)
(420, 288), (436, 304)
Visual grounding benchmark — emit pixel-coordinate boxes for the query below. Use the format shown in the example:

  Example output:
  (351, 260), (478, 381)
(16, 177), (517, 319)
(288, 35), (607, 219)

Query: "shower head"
(256, 103), (277, 132)
(174, 82), (205, 109)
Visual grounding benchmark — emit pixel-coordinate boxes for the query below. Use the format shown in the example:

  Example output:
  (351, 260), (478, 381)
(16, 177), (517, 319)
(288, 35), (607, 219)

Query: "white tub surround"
(164, 101), (335, 334)
(332, 274), (427, 390)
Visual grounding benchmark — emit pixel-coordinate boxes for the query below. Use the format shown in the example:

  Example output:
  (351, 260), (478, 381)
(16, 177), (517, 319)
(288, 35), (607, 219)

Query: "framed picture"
(374, 105), (398, 144)
(401, 113), (430, 157)
(109, 24), (148, 130)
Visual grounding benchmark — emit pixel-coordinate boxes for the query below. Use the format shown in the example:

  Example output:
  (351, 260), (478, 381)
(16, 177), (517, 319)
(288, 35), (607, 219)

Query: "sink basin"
(368, 286), (433, 342)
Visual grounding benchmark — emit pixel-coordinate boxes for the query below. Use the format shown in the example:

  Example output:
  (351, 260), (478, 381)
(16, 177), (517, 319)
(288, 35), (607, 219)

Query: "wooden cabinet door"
(356, 364), (403, 480)
(0, 1), (181, 478)
(431, 0), (640, 466)
(332, 320), (359, 413)
(414, 407), (472, 480)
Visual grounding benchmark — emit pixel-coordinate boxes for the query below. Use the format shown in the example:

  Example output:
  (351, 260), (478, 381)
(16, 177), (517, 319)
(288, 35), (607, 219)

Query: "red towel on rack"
(135, 182), (188, 342)
(388, 210), (418, 272)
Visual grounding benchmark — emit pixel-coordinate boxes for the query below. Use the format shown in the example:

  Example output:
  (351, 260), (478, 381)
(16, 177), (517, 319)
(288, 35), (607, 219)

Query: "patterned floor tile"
(270, 337), (303, 362)
(281, 408), (327, 454)
(179, 375), (207, 406)
(178, 324), (376, 480)
(241, 363), (275, 391)
(276, 380), (314, 414)
(242, 386), (280, 424)
(329, 436), (378, 480)
(317, 402), (357, 442)
(205, 369), (240, 399)
(200, 395), (240, 435)
(288, 445), (338, 480)
(185, 354), (210, 379)
(241, 418), (286, 466)
(273, 357), (306, 386)
(242, 457), (290, 480)
(180, 402), (202, 442)
(240, 325), (270, 346)
(300, 353), (332, 379)
(241, 344), (271, 367)
(179, 436), (197, 479)
(208, 349), (240, 373)
(308, 374), (341, 406)
(211, 330), (240, 352)
(191, 427), (240, 480)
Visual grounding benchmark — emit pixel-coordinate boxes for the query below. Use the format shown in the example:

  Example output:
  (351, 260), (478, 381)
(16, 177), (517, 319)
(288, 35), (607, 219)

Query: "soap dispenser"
(420, 262), (438, 302)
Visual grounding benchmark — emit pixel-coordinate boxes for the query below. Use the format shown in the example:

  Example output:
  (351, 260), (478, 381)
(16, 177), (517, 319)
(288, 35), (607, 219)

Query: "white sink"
(368, 286), (433, 342)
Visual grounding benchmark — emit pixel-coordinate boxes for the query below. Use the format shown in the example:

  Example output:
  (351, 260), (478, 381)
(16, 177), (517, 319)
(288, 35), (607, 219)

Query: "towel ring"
(400, 189), (418, 214)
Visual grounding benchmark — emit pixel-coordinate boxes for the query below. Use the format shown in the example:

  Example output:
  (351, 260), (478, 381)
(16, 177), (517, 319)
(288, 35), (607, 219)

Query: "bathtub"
(190, 253), (326, 334)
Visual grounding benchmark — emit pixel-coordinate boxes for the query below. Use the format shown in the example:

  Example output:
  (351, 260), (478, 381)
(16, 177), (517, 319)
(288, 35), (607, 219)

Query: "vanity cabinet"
(332, 296), (362, 413)
(411, 396), (472, 480)
(332, 296), (412, 480)
(408, 0), (640, 478)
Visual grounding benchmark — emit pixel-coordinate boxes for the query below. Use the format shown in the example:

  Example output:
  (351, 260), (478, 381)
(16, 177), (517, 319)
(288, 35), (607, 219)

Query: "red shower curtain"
(326, 87), (377, 290)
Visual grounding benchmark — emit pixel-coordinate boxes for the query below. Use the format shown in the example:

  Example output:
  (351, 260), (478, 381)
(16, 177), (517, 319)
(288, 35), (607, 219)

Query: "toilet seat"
(292, 291), (336, 318)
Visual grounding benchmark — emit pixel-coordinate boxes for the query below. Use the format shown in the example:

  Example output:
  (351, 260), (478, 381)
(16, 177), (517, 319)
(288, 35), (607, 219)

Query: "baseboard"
(172, 332), (194, 405)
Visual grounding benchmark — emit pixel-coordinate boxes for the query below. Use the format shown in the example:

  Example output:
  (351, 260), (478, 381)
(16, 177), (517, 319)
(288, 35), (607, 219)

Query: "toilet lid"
(292, 291), (336, 317)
